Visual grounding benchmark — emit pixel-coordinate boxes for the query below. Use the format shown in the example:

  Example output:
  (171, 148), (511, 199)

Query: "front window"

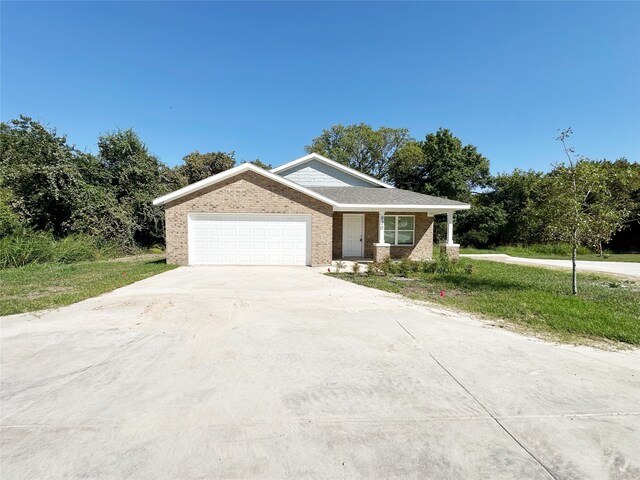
(383, 215), (415, 246)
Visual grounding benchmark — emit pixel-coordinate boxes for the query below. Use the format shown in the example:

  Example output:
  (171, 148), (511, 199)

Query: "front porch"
(331, 211), (460, 263)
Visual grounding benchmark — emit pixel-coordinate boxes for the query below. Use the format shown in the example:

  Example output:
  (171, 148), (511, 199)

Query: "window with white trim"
(383, 215), (415, 246)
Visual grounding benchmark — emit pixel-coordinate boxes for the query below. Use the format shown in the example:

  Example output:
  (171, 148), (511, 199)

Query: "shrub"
(397, 256), (418, 277)
(379, 257), (395, 275)
(0, 232), (125, 268)
(334, 260), (346, 273)
(351, 262), (362, 274)
(367, 261), (385, 276)
(0, 231), (55, 268)
(53, 235), (102, 263)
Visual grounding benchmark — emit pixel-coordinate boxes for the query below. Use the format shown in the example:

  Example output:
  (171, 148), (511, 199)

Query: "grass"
(0, 232), (127, 269)
(0, 257), (176, 316)
(332, 259), (640, 346)
(460, 245), (640, 262)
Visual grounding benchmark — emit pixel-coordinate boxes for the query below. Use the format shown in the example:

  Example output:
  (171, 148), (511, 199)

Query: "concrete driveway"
(1, 267), (639, 479)
(460, 254), (640, 278)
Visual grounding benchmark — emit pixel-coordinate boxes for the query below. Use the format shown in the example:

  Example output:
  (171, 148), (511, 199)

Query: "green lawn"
(332, 259), (640, 346)
(0, 257), (176, 316)
(459, 246), (640, 263)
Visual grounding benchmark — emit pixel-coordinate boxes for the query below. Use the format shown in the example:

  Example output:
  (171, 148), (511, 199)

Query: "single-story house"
(152, 153), (470, 266)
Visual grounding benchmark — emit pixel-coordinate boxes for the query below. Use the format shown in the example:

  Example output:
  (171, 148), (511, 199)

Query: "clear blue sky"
(2, 1), (638, 173)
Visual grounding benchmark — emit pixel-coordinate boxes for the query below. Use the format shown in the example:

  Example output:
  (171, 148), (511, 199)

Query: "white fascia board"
(332, 204), (471, 212)
(271, 153), (394, 189)
(152, 163), (340, 207)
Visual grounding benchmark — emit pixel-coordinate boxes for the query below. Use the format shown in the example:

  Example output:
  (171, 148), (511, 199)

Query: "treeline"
(0, 116), (268, 254)
(1, 117), (638, 257)
(307, 124), (640, 252)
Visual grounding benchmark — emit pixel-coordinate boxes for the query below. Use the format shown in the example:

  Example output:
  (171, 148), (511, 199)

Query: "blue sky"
(2, 1), (638, 173)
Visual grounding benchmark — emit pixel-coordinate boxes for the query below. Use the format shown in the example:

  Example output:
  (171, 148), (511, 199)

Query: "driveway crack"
(395, 319), (558, 480)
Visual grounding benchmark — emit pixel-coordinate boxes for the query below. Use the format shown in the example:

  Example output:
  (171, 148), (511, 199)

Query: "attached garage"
(188, 213), (311, 265)
(154, 164), (334, 267)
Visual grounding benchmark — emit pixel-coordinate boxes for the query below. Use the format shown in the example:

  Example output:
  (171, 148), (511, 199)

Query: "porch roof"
(308, 187), (469, 211)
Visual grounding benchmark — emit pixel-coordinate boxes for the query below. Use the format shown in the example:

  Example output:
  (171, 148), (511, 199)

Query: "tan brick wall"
(163, 171), (333, 266)
(332, 212), (434, 260)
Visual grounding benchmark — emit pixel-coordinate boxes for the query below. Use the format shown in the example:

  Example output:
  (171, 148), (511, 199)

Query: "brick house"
(153, 153), (469, 266)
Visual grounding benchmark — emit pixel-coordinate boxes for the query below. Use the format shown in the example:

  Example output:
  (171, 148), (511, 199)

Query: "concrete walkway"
(1, 267), (639, 479)
(460, 253), (640, 278)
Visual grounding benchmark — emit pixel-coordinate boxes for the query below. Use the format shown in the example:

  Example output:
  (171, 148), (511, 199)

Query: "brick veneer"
(163, 171), (333, 266)
(332, 212), (434, 260)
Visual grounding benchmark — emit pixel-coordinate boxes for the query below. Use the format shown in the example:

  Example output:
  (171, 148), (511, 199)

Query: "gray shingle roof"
(308, 187), (468, 206)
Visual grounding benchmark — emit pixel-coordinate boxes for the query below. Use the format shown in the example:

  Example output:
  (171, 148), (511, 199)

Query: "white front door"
(342, 214), (364, 257)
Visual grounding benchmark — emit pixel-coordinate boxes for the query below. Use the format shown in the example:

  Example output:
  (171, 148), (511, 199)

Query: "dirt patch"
(0, 286), (73, 301)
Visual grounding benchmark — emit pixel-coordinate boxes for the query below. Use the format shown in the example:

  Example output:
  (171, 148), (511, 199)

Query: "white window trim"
(383, 215), (415, 247)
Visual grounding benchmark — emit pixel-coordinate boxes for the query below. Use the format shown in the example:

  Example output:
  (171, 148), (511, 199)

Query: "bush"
(0, 232), (54, 268)
(367, 261), (385, 275)
(0, 232), (125, 268)
(370, 255), (473, 276)
(53, 235), (102, 263)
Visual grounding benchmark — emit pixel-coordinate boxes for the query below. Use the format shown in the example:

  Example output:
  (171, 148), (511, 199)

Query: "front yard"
(0, 256), (176, 316)
(333, 259), (640, 346)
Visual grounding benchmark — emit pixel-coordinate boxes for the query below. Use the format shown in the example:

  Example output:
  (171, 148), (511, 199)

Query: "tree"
(179, 151), (236, 184)
(0, 116), (89, 236)
(389, 128), (491, 203)
(305, 123), (412, 180)
(455, 203), (507, 248)
(488, 169), (547, 245)
(538, 129), (630, 294)
(97, 129), (168, 247)
(0, 186), (24, 236)
(246, 159), (272, 170)
(599, 159), (640, 252)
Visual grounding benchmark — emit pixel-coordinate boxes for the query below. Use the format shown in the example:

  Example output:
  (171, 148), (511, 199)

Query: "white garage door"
(188, 214), (311, 265)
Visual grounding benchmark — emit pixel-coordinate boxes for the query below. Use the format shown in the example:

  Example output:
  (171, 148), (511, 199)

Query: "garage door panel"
(189, 214), (310, 265)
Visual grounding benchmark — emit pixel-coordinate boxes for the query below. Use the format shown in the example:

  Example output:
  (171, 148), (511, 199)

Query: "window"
(383, 215), (415, 246)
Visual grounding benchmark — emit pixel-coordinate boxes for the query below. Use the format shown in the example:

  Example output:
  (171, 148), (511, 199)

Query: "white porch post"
(373, 210), (391, 263)
(446, 211), (455, 246)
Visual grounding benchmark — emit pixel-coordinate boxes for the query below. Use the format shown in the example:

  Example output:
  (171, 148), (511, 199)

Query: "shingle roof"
(307, 187), (468, 206)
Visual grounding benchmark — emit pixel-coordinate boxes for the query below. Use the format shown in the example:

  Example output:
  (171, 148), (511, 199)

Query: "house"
(152, 153), (470, 266)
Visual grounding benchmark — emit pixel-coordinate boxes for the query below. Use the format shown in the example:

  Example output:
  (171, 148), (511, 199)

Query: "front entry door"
(342, 214), (364, 257)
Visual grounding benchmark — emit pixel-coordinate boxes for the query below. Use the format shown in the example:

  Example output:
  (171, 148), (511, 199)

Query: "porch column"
(373, 210), (391, 263)
(446, 211), (455, 246)
(441, 210), (460, 260)
(378, 211), (385, 244)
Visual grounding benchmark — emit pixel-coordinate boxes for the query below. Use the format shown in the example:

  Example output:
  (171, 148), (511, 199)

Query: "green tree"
(246, 159), (272, 170)
(537, 129), (630, 294)
(455, 203), (507, 248)
(389, 128), (491, 202)
(67, 185), (136, 250)
(0, 116), (89, 236)
(489, 169), (547, 245)
(97, 129), (168, 247)
(305, 123), (412, 180)
(0, 186), (24, 236)
(179, 151), (236, 184)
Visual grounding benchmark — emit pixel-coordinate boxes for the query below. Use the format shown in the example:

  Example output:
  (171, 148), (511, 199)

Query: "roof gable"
(152, 163), (338, 207)
(271, 153), (393, 188)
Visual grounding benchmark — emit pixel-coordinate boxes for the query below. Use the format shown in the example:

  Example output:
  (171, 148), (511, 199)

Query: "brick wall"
(164, 171), (333, 266)
(332, 212), (434, 260)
